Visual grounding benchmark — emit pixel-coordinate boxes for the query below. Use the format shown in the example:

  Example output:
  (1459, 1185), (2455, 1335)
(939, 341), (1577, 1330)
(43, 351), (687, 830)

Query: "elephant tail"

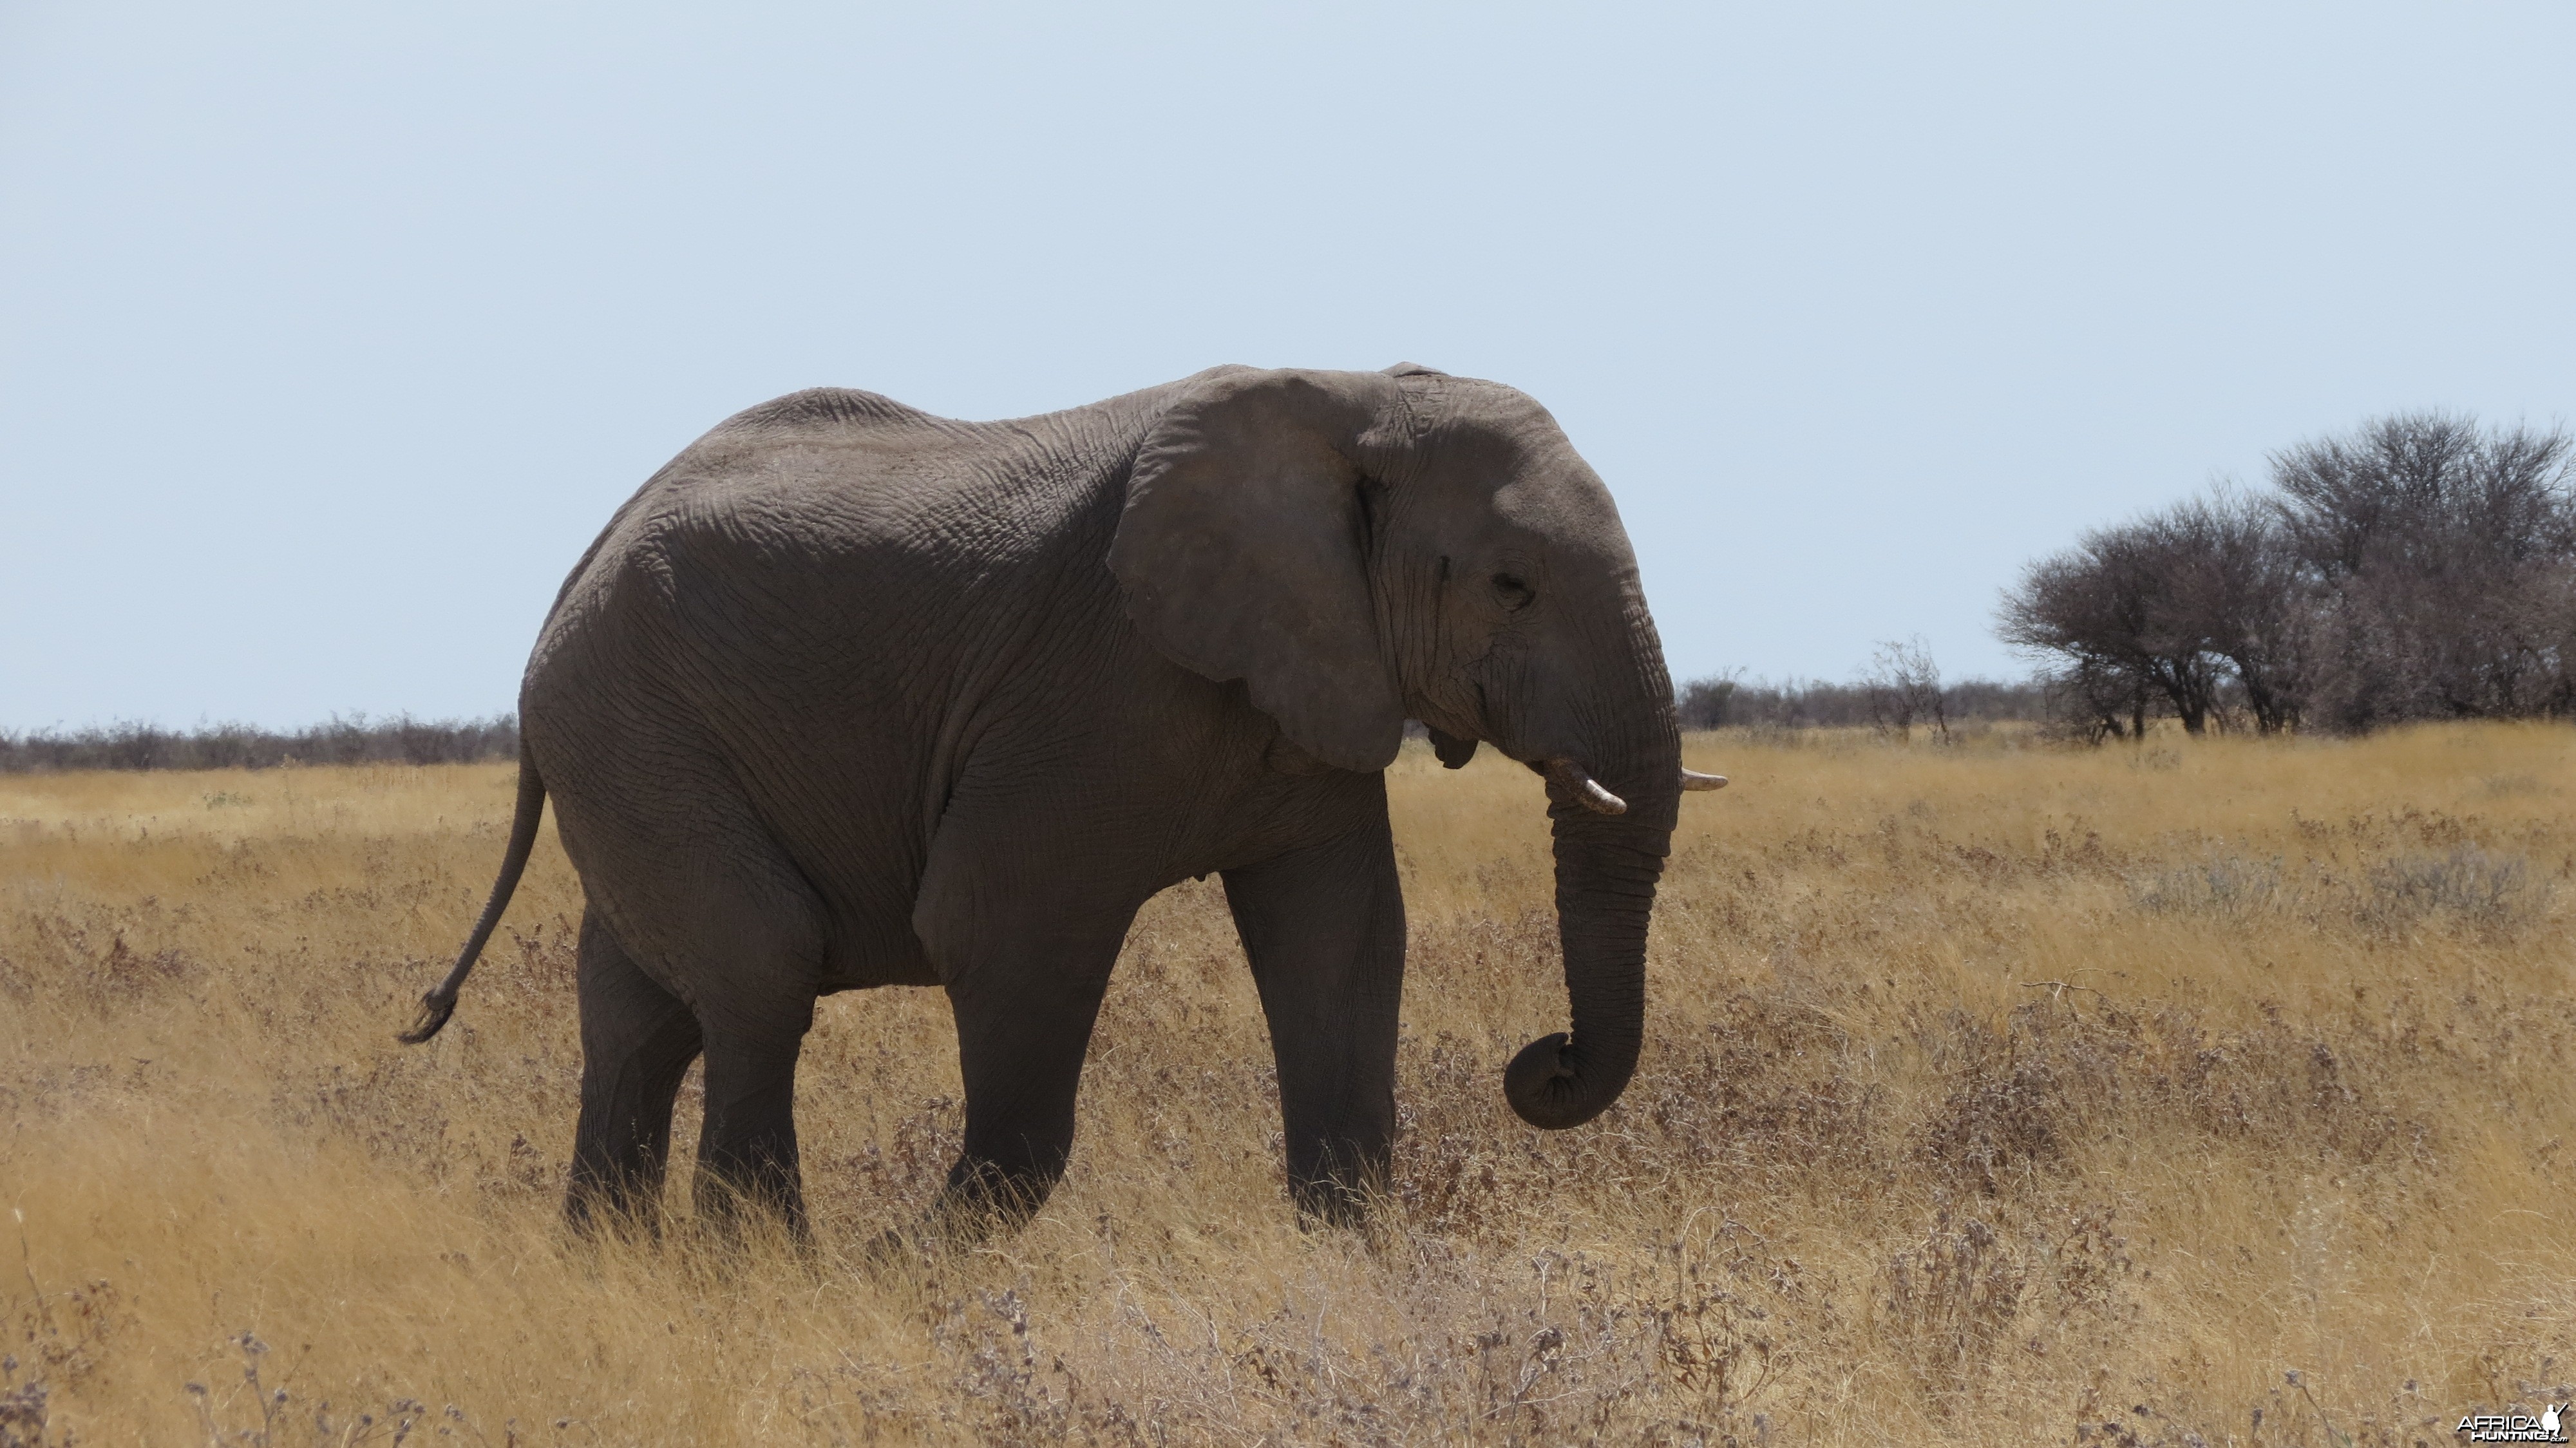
(398, 747), (547, 1044)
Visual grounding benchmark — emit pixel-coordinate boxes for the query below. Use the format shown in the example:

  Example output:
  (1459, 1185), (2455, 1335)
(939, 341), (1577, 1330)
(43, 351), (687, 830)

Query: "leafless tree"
(2273, 413), (2576, 729)
(2155, 487), (2305, 732)
(1862, 636), (1949, 742)
(1997, 510), (2230, 734)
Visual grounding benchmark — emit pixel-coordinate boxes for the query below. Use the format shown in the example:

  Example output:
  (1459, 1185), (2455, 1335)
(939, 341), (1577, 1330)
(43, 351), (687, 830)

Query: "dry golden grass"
(5, 724), (2574, 1445)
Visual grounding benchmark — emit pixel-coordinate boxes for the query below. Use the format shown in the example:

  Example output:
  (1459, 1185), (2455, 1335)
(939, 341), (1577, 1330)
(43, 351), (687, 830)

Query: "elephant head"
(1111, 363), (1714, 1130)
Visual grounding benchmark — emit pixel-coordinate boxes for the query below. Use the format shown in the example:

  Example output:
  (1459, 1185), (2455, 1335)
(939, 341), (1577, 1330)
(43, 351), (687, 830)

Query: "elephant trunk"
(1502, 648), (1679, 1131)
(1504, 815), (1668, 1128)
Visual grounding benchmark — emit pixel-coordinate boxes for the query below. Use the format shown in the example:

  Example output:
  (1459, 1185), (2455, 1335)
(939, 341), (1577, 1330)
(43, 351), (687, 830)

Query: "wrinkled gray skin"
(403, 364), (1687, 1237)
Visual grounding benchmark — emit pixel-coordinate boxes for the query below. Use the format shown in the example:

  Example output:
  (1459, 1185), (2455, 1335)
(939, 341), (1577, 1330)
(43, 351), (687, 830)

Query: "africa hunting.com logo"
(2458, 1404), (2569, 1443)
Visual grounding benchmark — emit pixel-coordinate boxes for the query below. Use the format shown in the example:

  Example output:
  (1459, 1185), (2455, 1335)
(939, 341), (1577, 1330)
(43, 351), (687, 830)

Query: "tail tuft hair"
(397, 987), (461, 1045)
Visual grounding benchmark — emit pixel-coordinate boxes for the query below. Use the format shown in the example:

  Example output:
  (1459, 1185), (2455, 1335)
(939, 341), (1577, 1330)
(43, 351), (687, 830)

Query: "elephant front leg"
(1222, 816), (1407, 1226)
(911, 788), (1150, 1241)
(929, 953), (1121, 1235)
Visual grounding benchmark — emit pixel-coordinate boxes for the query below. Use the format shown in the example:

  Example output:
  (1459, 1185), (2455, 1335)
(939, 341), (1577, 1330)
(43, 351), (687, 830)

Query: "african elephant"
(401, 363), (1722, 1235)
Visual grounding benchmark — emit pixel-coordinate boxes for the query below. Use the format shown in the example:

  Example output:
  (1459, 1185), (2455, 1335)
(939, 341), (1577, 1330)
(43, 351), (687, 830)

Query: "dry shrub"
(3, 723), (2573, 1443)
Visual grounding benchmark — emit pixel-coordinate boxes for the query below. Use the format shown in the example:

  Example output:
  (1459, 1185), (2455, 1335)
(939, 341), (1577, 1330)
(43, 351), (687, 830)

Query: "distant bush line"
(28, 686), (2064, 775)
(0, 715), (520, 774)
(1676, 674), (2045, 732)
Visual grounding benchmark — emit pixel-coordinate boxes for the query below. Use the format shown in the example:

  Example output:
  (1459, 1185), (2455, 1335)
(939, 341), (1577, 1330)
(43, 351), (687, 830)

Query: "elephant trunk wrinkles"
(1504, 815), (1667, 1129)
(1503, 634), (1678, 1131)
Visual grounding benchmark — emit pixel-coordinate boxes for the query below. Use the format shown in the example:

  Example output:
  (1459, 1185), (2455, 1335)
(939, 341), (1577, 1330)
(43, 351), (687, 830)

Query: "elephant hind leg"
(567, 909), (705, 1236)
(545, 754), (831, 1239)
(692, 1013), (814, 1236)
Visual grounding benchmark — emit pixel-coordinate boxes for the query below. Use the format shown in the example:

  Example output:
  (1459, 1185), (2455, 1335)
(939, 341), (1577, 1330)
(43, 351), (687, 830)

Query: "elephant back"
(715, 386), (945, 436)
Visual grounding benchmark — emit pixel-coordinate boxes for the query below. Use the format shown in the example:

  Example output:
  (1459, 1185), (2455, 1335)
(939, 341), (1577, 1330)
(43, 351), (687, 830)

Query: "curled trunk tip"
(1502, 1031), (1633, 1130)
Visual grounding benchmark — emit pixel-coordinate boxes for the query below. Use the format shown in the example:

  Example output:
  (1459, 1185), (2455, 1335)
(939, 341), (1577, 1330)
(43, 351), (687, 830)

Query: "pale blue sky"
(5, 3), (2571, 729)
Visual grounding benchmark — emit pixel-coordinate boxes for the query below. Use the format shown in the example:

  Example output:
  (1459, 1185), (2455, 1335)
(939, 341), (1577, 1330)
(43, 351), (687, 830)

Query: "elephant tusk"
(1544, 759), (1627, 815)
(1681, 769), (1728, 792)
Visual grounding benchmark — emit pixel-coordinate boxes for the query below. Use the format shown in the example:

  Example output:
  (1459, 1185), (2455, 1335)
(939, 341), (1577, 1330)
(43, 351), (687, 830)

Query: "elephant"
(400, 363), (1724, 1236)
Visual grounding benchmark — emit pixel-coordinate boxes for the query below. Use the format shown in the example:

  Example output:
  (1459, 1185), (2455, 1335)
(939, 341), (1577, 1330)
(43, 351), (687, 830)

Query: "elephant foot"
(1288, 1174), (1383, 1232)
(925, 1158), (1059, 1241)
(562, 1185), (666, 1245)
(685, 1162), (811, 1253)
(852, 1219), (969, 1281)
(564, 1156), (691, 1245)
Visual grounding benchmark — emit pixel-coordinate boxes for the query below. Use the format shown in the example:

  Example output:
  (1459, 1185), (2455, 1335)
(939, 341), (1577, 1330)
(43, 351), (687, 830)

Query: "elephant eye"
(1491, 572), (1535, 611)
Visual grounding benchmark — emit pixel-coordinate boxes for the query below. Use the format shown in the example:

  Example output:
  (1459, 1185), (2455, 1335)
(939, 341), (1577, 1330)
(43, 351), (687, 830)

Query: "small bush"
(2360, 845), (2548, 931)
(2132, 854), (2288, 917)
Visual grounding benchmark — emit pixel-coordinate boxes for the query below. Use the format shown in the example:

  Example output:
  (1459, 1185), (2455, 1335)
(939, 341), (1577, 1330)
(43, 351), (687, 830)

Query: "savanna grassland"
(4, 725), (2573, 1445)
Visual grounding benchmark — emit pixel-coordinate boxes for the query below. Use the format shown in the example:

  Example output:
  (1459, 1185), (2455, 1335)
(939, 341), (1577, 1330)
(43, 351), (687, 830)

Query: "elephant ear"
(1110, 368), (1407, 773)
